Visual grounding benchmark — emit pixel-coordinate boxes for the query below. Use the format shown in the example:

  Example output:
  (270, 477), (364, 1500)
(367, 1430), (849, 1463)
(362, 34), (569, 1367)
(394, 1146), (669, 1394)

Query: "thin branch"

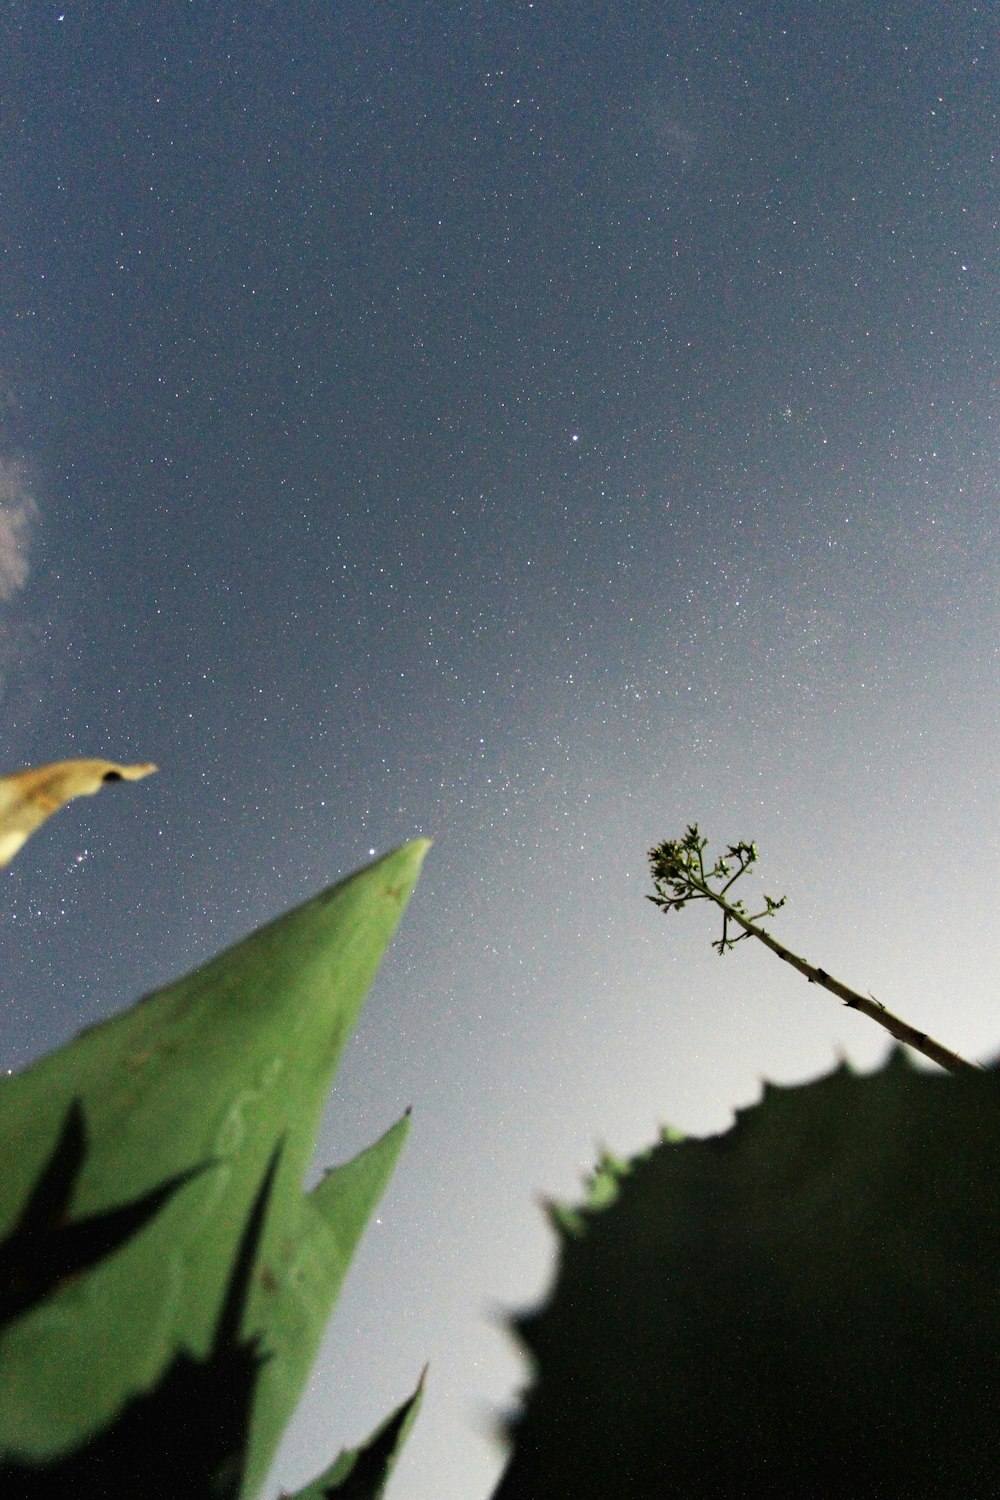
(647, 825), (981, 1076)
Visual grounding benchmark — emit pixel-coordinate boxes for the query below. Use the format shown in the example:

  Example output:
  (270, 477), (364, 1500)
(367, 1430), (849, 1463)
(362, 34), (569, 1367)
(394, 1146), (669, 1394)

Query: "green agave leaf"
(255, 1113), (411, 1487)
(495, 1049), (1000, 1499)
(279, 1370), (424, 1499)
(0, 839), (429, 1499)
(0, 1138), (285, 1498)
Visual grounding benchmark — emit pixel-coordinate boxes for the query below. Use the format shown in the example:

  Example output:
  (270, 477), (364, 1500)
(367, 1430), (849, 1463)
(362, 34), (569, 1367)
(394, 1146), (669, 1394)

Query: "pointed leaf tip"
(278, 1369), (425, 1499)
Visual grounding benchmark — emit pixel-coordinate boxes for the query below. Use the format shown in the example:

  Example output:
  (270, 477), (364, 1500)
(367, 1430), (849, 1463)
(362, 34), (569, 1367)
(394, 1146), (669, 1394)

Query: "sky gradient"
(1, 5), (997, 1497)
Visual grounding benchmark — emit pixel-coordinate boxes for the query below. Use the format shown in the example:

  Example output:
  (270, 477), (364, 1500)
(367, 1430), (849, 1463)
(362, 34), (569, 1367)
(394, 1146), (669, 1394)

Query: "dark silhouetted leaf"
(495, 1051), (1000, 1500)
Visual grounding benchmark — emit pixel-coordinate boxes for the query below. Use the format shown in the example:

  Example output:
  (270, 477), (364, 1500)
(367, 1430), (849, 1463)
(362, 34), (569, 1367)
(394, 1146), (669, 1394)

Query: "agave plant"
(0, 760), (427, 1498)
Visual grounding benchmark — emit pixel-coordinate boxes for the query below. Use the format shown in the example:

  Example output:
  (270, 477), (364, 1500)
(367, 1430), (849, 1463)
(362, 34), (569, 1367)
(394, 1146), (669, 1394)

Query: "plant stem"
(683, 868), (981, 1077)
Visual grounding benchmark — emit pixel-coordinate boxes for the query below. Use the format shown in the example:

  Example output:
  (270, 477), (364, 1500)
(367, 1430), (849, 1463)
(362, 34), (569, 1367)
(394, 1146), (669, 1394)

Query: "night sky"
(1, 4), (997, 1497)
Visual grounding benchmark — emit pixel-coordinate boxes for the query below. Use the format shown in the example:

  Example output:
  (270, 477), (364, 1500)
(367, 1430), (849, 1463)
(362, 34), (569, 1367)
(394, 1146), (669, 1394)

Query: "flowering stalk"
(647, 825), (980, 1076)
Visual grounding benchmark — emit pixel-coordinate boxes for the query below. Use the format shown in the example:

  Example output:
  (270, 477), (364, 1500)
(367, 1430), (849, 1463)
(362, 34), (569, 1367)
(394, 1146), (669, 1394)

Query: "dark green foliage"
(495, 1051), (1000, 1499)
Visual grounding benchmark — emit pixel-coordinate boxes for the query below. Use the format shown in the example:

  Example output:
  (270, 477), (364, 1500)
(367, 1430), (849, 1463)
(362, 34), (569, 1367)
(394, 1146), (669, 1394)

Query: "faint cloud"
(604, 78), (711, 211)
(644, 99), (705, 168)
(0, 377), (44, 717)
(0, 458), (37, 601)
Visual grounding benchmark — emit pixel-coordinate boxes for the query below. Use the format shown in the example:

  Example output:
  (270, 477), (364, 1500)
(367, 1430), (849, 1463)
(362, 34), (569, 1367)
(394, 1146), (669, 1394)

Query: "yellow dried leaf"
(0, 759), (157, 866)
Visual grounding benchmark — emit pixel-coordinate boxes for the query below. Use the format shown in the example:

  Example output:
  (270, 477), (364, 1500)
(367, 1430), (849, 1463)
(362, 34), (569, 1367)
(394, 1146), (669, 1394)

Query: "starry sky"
(1, 3), (997, 1496)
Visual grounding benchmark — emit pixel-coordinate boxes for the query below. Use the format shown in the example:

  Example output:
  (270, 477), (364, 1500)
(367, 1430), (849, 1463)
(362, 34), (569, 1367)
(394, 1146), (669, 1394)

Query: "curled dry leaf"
(0, 759), (157, 866)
